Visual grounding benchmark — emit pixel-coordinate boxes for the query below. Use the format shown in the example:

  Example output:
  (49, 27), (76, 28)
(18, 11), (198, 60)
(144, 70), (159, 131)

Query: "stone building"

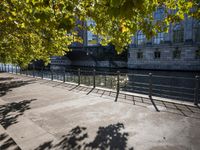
(128, 8), (200, 70)
(51, 9), (200, 71)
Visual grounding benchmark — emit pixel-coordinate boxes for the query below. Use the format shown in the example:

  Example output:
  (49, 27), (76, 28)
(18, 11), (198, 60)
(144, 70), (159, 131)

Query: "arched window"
(173, 47), (181, 59)
(154, 49), (161, 59)
(153, 32), (164, 44)
(195, 22), (200, 42)
(137, 49), (143, 59)
(173, 24), (184, 43)
(137, 31), (146, 45)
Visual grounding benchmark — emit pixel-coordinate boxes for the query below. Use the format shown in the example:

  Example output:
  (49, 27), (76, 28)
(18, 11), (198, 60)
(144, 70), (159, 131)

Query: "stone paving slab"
(0, 124), (21, 150)
(0, 72), (200, 150)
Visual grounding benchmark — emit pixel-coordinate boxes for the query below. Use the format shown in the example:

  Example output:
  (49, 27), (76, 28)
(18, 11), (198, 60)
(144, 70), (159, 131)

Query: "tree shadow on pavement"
(35, 126), (88, 150)
(34, 141), (53, 150)
(55, 126), (88, 150)
(0, 99), (37, 129)
(0, 76), (36, 97)
(0, 133), (21, 150)
(0, 77), (14, 81)
(85, 123), (133, 150)
(35, 123), (133, 150)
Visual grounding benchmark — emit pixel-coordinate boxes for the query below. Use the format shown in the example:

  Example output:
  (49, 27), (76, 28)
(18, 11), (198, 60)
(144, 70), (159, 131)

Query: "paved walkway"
(0, 72), (200, 150)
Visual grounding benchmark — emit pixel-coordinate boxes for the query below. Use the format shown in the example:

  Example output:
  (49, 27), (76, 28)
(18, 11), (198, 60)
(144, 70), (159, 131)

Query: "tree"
(0, 0), (199, 67)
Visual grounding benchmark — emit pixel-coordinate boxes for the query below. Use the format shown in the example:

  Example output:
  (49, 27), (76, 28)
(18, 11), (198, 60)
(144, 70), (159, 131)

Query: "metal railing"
(0, 63), (199, 106)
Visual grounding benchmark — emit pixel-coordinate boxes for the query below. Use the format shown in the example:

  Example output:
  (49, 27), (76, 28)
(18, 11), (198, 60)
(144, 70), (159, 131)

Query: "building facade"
(128, 9), (200, 70)
(51, 11), (200, 71)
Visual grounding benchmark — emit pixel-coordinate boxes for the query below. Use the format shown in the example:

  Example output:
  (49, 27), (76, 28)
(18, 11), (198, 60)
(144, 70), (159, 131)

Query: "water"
(63, 66), (200, 102)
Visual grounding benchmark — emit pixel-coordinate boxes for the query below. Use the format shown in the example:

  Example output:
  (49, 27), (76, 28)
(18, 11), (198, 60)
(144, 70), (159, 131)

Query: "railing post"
(149, 73), (152, 98)
(78, 68), (80, 85)
(15, 65), (17, 74)
(115, 71), (120, 102)
(105, 74), (107, 87)
(19, 67), (21, 75)
(51, 71), (53, 80)
(33, 69), (35, 77)
(93, 69), (96, 88)
(194, 76), (199, 105)
(41, 70), (44, 79)
(149, 73), (159, 112)
(63, 71), (65, 83)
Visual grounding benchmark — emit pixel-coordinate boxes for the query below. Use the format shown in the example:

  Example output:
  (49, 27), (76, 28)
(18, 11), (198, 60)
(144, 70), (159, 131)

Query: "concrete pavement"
(0, 72), (200, 150)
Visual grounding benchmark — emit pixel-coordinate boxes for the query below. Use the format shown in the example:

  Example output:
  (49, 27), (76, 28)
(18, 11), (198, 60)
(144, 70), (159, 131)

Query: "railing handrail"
(1, 63), (199, 105)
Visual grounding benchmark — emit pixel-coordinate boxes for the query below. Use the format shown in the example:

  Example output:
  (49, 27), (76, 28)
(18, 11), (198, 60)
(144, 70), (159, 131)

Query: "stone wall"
(50, 65), (66, 71)
(71, 60), (127, 68)
(128, 17), (200, 71)
(128, 44), (200, 70)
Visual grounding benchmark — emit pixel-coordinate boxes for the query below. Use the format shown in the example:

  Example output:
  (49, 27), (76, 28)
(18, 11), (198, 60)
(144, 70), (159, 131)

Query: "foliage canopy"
(0, 0), (199, 67)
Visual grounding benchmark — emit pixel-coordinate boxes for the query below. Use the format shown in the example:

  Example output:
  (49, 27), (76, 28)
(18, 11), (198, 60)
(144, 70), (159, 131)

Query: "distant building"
(128, 8), (200, 70)
(50, 56), (71, 70)
(51, 19), (127, 69)
(51, 10), (200, 71)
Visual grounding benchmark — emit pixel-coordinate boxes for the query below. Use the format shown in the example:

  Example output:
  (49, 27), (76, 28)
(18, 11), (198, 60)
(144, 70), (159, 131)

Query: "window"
(154, 49), (161, 59)
(195, 22), (200, 42)
(173, 24), (184, 43)
(153, 32), (164, 44)
(154, 7), (164, 20)
(195, 49), (200, 59)
(137, 50), (143, 59)
(137, 31), (146, 45)
(173, 48), (181, 59)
